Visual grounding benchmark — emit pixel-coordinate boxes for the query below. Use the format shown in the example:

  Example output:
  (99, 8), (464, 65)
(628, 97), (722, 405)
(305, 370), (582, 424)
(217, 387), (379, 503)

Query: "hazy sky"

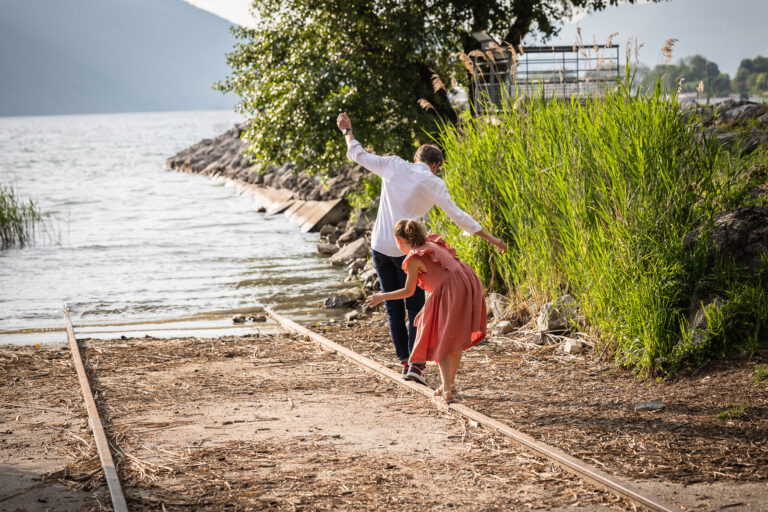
(183, 0), (768, 76)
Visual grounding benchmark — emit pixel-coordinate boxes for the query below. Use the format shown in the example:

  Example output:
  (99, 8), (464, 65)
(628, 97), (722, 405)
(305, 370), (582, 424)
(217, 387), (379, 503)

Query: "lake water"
(0, 111), (348, 345)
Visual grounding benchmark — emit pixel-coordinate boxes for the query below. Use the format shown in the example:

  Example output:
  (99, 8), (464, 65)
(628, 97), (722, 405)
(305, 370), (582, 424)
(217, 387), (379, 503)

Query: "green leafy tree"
(639, 55), (731, 97)
(732, 56), (768, 96)
(217, 0), (662, 175)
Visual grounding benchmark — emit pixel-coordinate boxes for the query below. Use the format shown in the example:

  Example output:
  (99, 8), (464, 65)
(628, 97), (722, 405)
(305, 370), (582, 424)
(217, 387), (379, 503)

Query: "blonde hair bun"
(393, 219), (428, 247)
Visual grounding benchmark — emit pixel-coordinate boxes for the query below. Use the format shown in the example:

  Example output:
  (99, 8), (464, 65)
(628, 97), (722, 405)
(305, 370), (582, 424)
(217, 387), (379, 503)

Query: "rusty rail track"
(64, 306), (128, 512)
(266, 307), (681, 512)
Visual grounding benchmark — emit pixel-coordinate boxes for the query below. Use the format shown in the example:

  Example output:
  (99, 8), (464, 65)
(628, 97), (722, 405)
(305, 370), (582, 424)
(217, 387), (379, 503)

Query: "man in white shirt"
(336, 112), (506, 384)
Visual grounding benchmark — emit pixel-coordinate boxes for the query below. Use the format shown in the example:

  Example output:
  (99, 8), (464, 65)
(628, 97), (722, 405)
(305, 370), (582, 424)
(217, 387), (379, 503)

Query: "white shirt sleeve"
(433, 179), (482, 235)
(346, 139), (394, 178)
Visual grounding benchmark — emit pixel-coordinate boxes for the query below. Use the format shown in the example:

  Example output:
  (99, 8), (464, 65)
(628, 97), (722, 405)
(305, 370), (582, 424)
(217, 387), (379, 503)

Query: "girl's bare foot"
(443, 390), (455, 403)
(434, 385), (457, 397)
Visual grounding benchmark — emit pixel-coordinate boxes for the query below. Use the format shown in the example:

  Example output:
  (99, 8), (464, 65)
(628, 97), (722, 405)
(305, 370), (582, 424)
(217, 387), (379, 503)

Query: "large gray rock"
(491, 320), (514, 336)
(563, 338), (585, 354)
(317, 243), (339, 255)
(684, 206), (768, 272)
(688, 298), (725, 346)
(718, 103), (766, 124)
(329, 237), (370, 266)
(486, 293), (513, 322)
(536, 295), (578, 333)
(634, 399), (665, 412)
(336, 226), (363, 246)
(323, 287), (364, 308)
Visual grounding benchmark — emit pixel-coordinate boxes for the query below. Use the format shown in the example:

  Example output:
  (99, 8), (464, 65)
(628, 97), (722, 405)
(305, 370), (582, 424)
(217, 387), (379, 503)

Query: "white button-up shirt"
(347, 139), (482, 257)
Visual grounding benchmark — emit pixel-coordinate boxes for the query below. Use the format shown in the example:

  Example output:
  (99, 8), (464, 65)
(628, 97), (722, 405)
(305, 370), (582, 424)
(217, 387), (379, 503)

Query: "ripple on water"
(0, 111), (350, 343)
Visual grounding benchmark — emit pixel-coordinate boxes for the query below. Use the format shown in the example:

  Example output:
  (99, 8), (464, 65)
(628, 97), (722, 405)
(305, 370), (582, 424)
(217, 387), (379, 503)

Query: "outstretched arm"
(474, 229), (507, 254)
(337, 112), (392, 177)
(365, 258), (423, 307)
(433, 181), (507, 254)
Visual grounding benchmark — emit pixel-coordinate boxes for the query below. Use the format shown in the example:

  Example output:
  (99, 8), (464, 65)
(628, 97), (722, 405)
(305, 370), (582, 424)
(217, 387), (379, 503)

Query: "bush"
(429, 81), (766, 375)
(0, 183), (44, 249)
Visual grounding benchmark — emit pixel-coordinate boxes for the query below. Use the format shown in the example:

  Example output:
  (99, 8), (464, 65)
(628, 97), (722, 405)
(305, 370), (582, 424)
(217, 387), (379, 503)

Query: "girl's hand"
(365, 293), (384, 307)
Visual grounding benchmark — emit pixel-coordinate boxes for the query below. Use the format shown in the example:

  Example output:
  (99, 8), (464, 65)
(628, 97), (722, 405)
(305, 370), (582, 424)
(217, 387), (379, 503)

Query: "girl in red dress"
(366, 219), (487, 402)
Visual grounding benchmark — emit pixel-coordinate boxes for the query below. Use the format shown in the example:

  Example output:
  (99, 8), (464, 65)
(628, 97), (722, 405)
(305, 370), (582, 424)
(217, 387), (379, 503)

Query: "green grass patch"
(0, 182), (44, 249)
(344, 174), (381, 211)
(429, 80), (767, 376)
(753, 364), (768, 385)
(716, 404), (748, 421)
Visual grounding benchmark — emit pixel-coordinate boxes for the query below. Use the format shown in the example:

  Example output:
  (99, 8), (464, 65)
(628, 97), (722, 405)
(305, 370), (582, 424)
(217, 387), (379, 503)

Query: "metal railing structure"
(472, 44), (621, 113)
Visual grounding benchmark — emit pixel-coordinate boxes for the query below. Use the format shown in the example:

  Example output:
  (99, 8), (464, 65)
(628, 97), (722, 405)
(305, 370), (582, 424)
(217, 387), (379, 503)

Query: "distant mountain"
(0, 0), (238, 116)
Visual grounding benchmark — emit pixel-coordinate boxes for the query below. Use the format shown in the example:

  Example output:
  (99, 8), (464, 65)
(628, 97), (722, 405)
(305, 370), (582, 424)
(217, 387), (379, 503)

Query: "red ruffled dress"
(404, 234), (487, 363)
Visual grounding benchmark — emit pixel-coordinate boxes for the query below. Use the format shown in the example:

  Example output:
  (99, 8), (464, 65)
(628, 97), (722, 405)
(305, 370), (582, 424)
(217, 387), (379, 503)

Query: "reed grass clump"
(0, 182), (44, 249)
(430, 82), (765, 375)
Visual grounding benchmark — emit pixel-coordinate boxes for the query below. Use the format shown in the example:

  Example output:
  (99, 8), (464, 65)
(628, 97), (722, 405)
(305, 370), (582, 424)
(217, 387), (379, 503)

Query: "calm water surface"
(0, 111), (347, 344)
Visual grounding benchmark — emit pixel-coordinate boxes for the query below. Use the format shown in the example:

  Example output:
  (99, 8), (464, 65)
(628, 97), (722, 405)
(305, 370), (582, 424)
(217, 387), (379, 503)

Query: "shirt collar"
(414, 161), (430, 172)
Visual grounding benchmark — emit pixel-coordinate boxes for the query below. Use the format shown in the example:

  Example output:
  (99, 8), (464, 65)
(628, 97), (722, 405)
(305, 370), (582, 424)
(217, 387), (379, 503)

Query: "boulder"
(323, 294), (354, 309)
(718, 103), (766, 124)
(317, 243), (340, 255)
(323, 287), (364, 308)
(232, 314), (246, 324)
(486, 293), (513, 322)
(536, 295), (578, 333)
(740, 131), (768, 156)
(684, 206), (768, 272)
(491, 320), (514, 336)
(339, 287), (365, 301)
(337, 226), (363, 246)
(634, 399), (665, 412)
(319, 224), (335, 239)
(688, 298), (725, 346)
(329, 237), (370, 266)
(346, 258), (367, 274)
(759, 112), (768, 125)
(563, 339), (585, 354)
(716, 132), (740, 147)
(360, 268), (378, 283)
(345, 310), (361, 323)
(248, 314), (267, 322)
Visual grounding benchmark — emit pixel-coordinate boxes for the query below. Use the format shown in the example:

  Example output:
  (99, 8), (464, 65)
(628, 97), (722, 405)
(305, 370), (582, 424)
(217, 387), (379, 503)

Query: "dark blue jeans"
(371, 249), (426, 362)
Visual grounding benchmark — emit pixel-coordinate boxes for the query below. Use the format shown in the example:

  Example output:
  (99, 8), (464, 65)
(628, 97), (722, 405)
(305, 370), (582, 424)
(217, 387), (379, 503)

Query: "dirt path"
(3, 333), (630, 511)
(323, 311), (768, 511)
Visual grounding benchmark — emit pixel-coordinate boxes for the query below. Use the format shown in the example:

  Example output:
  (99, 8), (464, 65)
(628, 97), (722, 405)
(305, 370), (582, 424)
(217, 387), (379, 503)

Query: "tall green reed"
(429, 81), (749, 374)
(0, 182), (44, 249)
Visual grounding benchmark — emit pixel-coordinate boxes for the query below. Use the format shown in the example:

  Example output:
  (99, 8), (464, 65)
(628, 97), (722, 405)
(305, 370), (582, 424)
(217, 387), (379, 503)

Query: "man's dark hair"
(414, 144), (443, 166)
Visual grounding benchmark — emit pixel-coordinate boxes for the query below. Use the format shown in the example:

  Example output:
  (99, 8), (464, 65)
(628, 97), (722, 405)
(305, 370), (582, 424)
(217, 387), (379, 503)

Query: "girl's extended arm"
(365, 258), (422, 307)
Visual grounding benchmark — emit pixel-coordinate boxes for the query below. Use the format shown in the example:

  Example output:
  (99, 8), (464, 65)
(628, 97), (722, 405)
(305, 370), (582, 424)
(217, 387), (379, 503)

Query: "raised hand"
(337, 112), (352, 131)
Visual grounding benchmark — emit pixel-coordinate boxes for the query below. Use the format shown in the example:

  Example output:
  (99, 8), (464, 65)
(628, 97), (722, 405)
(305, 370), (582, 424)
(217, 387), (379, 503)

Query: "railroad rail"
(265, 307), (682, 512)
(64, 306), (128, 512)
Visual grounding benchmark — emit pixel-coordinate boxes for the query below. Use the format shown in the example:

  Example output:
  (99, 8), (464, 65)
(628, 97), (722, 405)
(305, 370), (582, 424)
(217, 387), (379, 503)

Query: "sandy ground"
(322, 311), (768, 511)
(1, 313), (766, 511)
(3, 333), (628, 511)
